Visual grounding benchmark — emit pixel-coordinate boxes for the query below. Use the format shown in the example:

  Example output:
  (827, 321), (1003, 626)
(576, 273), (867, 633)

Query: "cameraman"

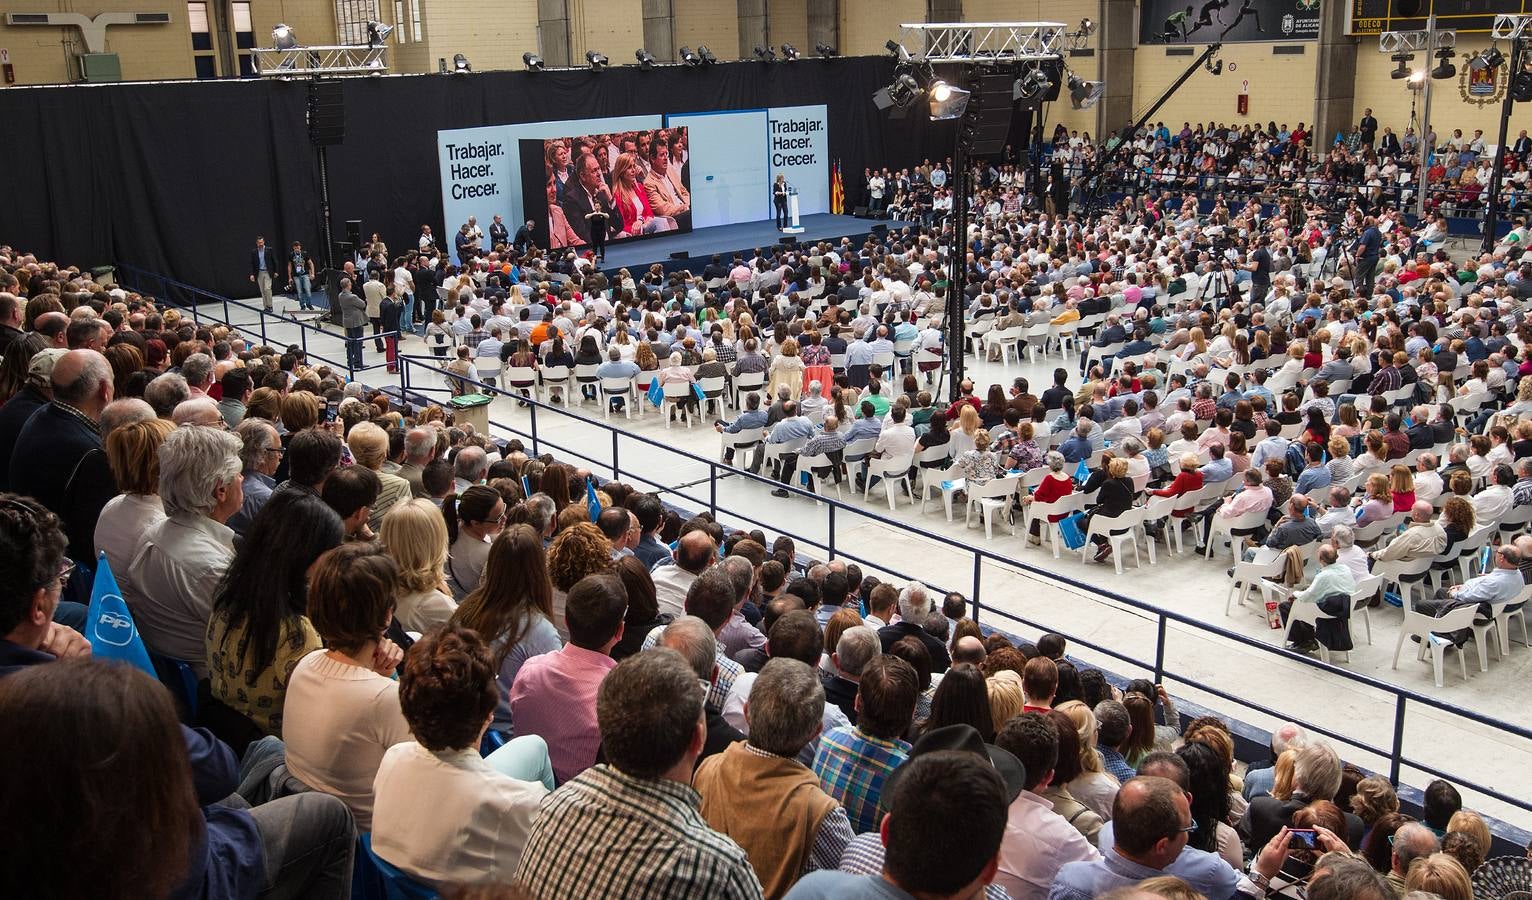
(1351, 215), (1383, 296)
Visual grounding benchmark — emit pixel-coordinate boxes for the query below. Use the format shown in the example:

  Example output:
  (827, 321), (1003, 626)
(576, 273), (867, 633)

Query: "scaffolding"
(896, 22), (1070, 63)
(251, 45), (388, 78)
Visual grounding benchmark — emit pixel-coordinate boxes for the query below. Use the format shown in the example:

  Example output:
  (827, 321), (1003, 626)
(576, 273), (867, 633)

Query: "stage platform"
(596, 213), (917, 272)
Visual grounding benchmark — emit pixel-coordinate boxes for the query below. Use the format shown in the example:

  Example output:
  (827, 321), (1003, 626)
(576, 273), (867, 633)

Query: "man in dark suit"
(489, 214), (510, 249)
(875, 584), (951, 672)
(249, 236), (278, 312)
(1513, 129), (1531, 164)
(1358, 108), (1378, 148)
(512, 219), (536, 254)
(1405, 406), (1436, 450)
(9, 350), (117, 567)
(336, 278), (368, 372)
(561, 153), (615, 262)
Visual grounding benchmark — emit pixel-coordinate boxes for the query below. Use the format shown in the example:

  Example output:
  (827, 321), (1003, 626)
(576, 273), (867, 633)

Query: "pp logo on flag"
(93, 598), (136, 647)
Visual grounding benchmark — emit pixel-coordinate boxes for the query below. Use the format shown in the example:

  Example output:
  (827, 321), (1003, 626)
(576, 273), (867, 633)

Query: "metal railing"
(392, 352), (1532, 833)
(115, 264), (1532, 836)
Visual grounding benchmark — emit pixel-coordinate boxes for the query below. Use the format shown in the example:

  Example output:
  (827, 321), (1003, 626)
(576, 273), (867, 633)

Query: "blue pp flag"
(647, 378), (665, 408)
(85, 553), (154, 676)
(587, 478), (602, 522)
(521, 475), (531, 498)
(1074, 458), (1091, 483)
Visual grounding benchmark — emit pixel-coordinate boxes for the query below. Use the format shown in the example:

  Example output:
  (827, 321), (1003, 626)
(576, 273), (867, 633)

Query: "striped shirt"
(514, 764), (764, 899)
(812, 726), (911, 833)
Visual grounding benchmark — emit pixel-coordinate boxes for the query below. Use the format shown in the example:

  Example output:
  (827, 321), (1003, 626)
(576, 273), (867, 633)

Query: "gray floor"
(214, 296), (1532, 833)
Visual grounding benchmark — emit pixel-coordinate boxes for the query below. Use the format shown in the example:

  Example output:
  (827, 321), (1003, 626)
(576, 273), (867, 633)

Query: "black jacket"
(9, 403), (116, 561)
(250, 246), (277, 277)
(0, 384), (49, 491)
(1406, 422), (1436, 450)
(877, 621), (951, 672)
(822, 673), (860, 724)
(1240, 793), (1365, 852)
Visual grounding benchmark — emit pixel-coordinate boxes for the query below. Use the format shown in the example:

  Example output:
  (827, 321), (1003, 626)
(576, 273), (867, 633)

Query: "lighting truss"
(1377, 29), (1454, 54)
(251, 45), (388, 77)
(1491, 13), (1532, 41)
(896, 22), (1070, 63)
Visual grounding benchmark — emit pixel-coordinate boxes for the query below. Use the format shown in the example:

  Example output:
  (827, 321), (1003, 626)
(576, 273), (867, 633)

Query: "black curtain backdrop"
(0, 57), (955, 299)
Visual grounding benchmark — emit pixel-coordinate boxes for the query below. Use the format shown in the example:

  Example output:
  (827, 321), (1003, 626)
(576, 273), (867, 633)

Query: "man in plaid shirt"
(811, 654), (918, 833)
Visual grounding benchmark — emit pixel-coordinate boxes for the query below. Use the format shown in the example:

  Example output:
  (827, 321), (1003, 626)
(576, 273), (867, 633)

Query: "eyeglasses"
(47, 560), (76, 591)
(1172, 820), (1199, 835)
(265, 447), (286, 456)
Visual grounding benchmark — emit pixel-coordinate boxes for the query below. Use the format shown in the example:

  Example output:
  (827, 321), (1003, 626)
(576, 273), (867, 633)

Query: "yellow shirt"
(207, 610), (322, 736)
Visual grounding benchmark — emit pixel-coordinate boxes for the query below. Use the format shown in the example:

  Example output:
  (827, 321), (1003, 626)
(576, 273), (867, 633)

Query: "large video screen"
(526, 127), (693, 251)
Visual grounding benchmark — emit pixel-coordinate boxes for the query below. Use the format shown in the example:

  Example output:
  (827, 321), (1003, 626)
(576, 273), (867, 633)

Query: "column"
(1098, 0), (1135, 137)
(808, 0), (838, 52)
(738, 0), (768, 59)
(643, 0), (676, 60)
(1313, 0), (1358, 145)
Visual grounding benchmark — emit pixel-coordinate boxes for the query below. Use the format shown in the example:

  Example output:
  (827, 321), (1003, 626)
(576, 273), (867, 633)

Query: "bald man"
(10, 349), (118, 565)
(652, 530), (717, 618)
(33, 311), (70, 348)
(172, 397), (225, 428)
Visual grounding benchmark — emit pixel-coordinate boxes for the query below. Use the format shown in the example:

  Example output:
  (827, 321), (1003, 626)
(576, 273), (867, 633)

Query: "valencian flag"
(85, 552), (155, 676)
(831, 160), (845, 215)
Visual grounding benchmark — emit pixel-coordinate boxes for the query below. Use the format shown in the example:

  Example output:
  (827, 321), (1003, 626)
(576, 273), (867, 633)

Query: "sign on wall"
(1140, 0), (1321, 43)
(1350, 0), (1532, 35)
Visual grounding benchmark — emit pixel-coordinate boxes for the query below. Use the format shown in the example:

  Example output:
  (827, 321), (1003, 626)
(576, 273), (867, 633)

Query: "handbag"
(1059, 511), (1088, 550)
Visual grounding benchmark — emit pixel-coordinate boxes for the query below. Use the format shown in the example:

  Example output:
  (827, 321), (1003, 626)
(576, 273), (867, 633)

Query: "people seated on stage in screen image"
(546, 176), (582, 249)
(546, 139), (574, 206)
(643, 138), (691, 219)
(610, 152), (676, 238)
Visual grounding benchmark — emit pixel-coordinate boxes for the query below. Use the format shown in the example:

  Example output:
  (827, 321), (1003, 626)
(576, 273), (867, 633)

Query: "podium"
(782, 187), (805, 235)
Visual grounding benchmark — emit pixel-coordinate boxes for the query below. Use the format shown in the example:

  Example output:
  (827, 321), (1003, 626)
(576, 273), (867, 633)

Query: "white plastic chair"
(1392, 599), (1483, 687)
(1204, 507), (1270, 559)
(599, 376), (637, 420)
(1371, 556), (1434, 608)
(1228, 549), (1289, 615)
(1276, 593), (1343, 663)
(698, 376), (728, 420)
(718, 427), (767, 467)
(540, 364), (572, 406)
(732, 372), (765, 408)
(503, 365), (538, 400)
(1025, 493), (1086, 558)
(1082, 508), (1144, 574)
(661, 381), (695, 428)
(966, 476), (1019, 540)
(759, 437), (806, 480)
(864, 453), (914, 510)
(921, 463), (964, 520)
(791, 451), (842, 502)
(1349, 574), (1384, 646)
(572, 363), (602, 408)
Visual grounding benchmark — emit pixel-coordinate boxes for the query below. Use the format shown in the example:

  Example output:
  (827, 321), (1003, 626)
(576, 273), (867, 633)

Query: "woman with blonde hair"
(379, 498), (457, 632)
(449, 524), (562, 734)
(1390, 464), (1416, 512)
(767, 337), (804, 401)
(1349, 775), (1399, 825)
(1445, 810), (1491, 861)
(1404, 852), (1473, 900)
(1055, 699), (1120, 820)
(985, 670), (1024, 732)
(96, 418), (176, 575)
(1178, 327), (1208, 362)
(951, 403), (982, 456)
(348, 421), (412, 528)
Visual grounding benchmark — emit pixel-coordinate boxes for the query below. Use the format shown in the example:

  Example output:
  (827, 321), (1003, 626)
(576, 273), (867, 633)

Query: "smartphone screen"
(1288, 828), (1318, 849)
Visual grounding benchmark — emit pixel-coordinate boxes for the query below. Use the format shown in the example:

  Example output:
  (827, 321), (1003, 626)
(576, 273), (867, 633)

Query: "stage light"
(366, 21), (393, 46)
(272, 23), (298, 50)
(697, 45), (717, 64)
(886, 40), (912, 63)
(1430, 47), (1455, 79)
(679, 46), (701, 66)
(523, 52), (544, 70)
(872, 72), (922, 112)
(1470, 47), (1505, 72)
(1067, 73), (1103, 109)
(754, 45), (776, 62)
(815, 44), (838, 57)
(1015, 68), (1053, 101)
(928, 81), (972, 120)
(1390, 52), (1414, 79)
(1080, 18), (1096, 36)
(452, 53), (471, 74)
(586, 50), (609, 70)
(780, 43), (800, 60)
(635, 48), (657, 68)
(1206, 59), (1223, 75)
(1512, 67), (1532, 102)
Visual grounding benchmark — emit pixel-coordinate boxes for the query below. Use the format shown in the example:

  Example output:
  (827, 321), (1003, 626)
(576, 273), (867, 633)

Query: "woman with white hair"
(125, 424), (245, 674)
(1328, 524), (1371, 581)
(657, 351), (697, 420)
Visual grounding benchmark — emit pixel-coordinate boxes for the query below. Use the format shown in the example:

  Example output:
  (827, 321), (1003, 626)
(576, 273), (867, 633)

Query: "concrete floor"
(207, 295), (1532, 834)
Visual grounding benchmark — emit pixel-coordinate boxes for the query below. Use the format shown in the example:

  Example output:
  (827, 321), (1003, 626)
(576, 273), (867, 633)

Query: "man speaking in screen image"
(643, 136), (691, 220)
(562, 153), (616, 261)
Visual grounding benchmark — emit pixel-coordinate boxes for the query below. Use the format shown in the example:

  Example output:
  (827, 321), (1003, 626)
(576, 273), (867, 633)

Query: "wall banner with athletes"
(1139, 0), (1321, 44)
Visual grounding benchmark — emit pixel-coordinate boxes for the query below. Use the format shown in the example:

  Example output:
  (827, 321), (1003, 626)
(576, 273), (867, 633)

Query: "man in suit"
(1358, 108), (1378, 148)
(1379, 127), (1402, 158)
(562, 153), (614, 261)
(512, 219), (536, 255)
(643, 141), (691, 219)
(337, 278), (368, 372)
(488, 214), (510, 250)
(1512, 129), (1532, 164)
(249, 236), (278, 312)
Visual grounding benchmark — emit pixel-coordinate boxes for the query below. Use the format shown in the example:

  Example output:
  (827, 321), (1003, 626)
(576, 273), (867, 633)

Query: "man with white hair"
(1242, 723), (1308, 800)
(398, 427), (435, 498)
(452, 444), (488, 494)
(875, 582), (951, 671)
(171, 396), (224, 428)
(98, 398), (157, 436)
(143, 372), (191, 419)
(10, 349), (116, 565)
(228, 417), (282, 536)
(1241, 742), (1363, 848)
(823, 626), (880, 723)
(181, 352), (215, 400)
(656, 615), (744, 765)
(124, 424), (244, 675)
(799, 381), (828, 424)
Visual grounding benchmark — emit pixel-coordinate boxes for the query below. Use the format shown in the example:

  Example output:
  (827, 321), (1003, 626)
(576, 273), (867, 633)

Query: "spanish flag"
(831, 160), (845, 215)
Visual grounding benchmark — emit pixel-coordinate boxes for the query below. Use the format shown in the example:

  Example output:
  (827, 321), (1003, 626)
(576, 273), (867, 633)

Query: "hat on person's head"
(881, 724), (1026, 807)
(28, 348), (67, 381)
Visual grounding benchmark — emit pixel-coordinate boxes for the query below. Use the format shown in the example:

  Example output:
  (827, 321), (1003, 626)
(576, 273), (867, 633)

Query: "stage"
(595, 213), (918, 273)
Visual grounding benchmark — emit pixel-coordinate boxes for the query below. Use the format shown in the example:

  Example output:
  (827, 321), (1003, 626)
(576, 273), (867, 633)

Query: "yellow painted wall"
(567, 0), (644, 62)
(1131, 42), (1317, 132)
(1350, 35), (1527, 147)
(766, 0), (809, 55)
(674, 0), (737, 59)
(842, 0), (924, 58)
(414, 0), (539, 72)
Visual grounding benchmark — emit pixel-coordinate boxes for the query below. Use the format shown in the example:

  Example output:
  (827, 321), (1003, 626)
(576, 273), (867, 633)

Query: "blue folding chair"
(479, 728), (507, 757)
(360, 834), (437, 900)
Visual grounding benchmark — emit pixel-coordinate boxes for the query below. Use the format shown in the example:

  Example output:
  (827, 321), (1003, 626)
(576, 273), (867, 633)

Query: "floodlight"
(523, 52), (544, 70)
(815, 44), (838, 57)
(272, 24), (298, 50)
(886, 40), (912, 63)
(453, 53), (471, 73)
(635, 48), (657, 68)
(697, 45), (717, 64)
(1080, 18), (1097, 35)
(928, 81), (972, 120)
(1390, 52), (1414, 79)
(1430, 47), (1455, 79)
(1067, 73), (1103, 108)
(586, 50), (609, 70)
(754, 45), (776, 62)
(781, 43), (800, 60)
(366, 21), (393, 46)
(679, 46), (701, 66)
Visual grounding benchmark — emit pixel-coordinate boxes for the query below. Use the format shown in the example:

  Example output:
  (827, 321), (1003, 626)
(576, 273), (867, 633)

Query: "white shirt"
(1473, 484), (1513, 524)
(650, 563), (700, 618)
(371, 742), (547, 887)
(995, 789), (1102, 900)
(1415, 470), (1443, 502)
(124, 514), (236, 676)
(282, 650), (412, 831)
(95, 493), (166, 581)
(875, 423), (917, 459)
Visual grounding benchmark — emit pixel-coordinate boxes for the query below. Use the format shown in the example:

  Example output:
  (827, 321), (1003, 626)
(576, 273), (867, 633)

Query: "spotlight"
(1408, 69), (1426, 89)
(452, 53), (471, 74)
(1470, 47), (1505, 71)
(1390, 52), (1414, 79)
(679, 46), (701, 67)
(780, 43), (800, 60)
(635, 48), (657, 69)
(1512, 67), (1532, 102)
(365, 21), (393, 46)
(586, 50), (609, 70)
(754, 45), (776, 62)
(929, 81), (972, 120)
(1430, 47), (1455, 79)
(1208, 59), (1223, 75)
(523, 52), (544, 70)
(1067, 73), (1104, 108)
(1080, 17), (1097, 35)
(1014, 68), (1053, 101)
(697, 45), (717, 64)
(815, 43), (838, 57)
(271, 23), (298, 50)
(872, 72), (922, 111)
(886, 40), (912, 63)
